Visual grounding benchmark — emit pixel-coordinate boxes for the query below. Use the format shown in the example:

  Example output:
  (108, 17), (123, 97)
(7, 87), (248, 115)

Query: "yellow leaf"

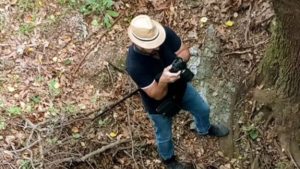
(200, 17), (208, 23)
(38, 0), (43, 6)
(72, 127), (79, 133)
(10, 0), (17, 5)
(79, 104), (86, 110)
(109, 132), (117, 138)
(27, 48), (34, 52)
(225, 20), (234, 27)
(7, 86), (15, 92)
(53, 57), (58, 62)
(80, 142), (86, 147)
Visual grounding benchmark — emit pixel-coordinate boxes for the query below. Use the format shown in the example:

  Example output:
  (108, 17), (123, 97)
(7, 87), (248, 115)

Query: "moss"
(260, 19), (289, 87)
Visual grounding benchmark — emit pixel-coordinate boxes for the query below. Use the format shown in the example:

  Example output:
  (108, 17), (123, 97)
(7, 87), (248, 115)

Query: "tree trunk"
(259, 0), (300, 167)
(261, 0), (300, 99)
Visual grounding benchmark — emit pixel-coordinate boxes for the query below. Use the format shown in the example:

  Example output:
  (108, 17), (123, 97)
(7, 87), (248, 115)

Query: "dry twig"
(224, 49), (252, 56)
(245, 0), (254, 42)
(126, 105), (139, 168)
(106, 64), (114, 85)
(45, 139), (130, 166)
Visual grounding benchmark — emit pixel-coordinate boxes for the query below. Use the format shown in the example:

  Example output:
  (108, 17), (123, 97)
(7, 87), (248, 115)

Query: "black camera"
(169, 57), (194, 82)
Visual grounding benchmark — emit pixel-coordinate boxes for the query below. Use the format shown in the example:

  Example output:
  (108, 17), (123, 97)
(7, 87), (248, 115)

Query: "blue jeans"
(148, 83), (210, 160)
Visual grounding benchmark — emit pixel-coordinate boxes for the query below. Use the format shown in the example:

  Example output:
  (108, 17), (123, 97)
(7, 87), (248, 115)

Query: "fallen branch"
(81, 139), (129, 161)
(126, 105), (139, 168)
(106, 64), (113, 85)
(46, 139), (130, 166)
(107, 61), (127, 74)
(9, 139), (41, 153)
(287, 150), (300, 169)
(91, 88), (140, 121)
(251, 154), (260, 169)
(244, 0), (254, 42)
(224, 49), (252, 56)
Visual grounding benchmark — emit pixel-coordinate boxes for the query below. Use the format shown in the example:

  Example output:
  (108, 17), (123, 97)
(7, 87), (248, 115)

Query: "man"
(126, 15), (229, 169)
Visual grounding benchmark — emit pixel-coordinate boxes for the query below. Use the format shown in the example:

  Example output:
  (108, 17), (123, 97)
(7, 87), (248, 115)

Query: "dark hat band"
(132, 30), (160, 42)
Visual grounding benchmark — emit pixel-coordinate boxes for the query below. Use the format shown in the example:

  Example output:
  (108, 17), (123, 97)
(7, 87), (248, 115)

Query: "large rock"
(188, 25), (237, 156)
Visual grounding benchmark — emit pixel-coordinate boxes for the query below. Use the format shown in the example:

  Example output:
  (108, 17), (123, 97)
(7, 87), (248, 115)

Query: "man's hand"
(142, 65), (180, 100)
(159, 65), (181, 84)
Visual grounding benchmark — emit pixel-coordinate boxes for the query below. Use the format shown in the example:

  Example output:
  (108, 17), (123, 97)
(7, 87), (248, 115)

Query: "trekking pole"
(92, 88), (140, 121)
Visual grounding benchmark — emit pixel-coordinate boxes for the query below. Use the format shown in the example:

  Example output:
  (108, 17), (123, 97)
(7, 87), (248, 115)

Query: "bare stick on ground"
(45, 139), (130, 167)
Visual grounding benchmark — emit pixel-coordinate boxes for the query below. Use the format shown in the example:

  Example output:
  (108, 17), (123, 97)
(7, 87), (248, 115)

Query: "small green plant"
(0, 14), (5, 31)
(19, 22), (35, 36)
(35, 75), (44, 83)
(48, 79), (60, 96)
(242, 125), (259, 140)
(47, 137), (59, 144)
(57, 0), (80, 7)
(48, 106), (59, 116)
(64, 104), (77, 114)
(63, 59), (72, 66)
(98, 117), (111, 127)
(7, 106), (22, 116)
(0, 118), (6, 130)
(17, 0), (36, 11)
(72, 133), (81, 139)
(20, 159), (33, 169)
(91, 17), (100, 28)
(103, 10), (118, 28)
(30, 95), (41, 104)
(79, 0), (119, 28)
(0, 100), (4, 109)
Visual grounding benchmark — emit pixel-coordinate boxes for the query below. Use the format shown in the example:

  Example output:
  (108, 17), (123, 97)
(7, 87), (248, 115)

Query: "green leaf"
(47, 137), (58, 144)
(64, 104), (77, 114)
(91, 18), (100, 27)
(48, 79), (60, 96)
(98, 118), (110, 127)
(48, 106), (59, 116)
(249, 129), (259, 140)
(0, 118), (6, 130)
(106, 10), (119, 17)
(103, 14), (112, 28)
(63, 59), (72, 65)
(103, 0), (113, 8)
(19, 22), (35, 36)
(0, 100), (4, 108)
(7, 106), (22, 116)
(30, 95), (41, 104)
(20, 159), (33, 169)
(73, 133), (81, 139)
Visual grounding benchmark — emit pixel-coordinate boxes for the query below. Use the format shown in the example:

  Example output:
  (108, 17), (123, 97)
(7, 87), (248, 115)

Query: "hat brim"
(128, 20), (166, 49)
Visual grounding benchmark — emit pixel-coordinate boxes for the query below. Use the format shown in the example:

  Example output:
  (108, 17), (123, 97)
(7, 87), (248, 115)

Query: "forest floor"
(0, 0), (297, 169)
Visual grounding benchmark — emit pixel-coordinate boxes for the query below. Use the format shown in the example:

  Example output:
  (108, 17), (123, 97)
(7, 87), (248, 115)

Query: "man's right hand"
(159, 65), (181, 84)
(142, 65), (180, 100)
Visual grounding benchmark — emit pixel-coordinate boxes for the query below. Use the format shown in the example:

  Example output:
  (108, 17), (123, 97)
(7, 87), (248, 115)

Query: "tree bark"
(259, 0), (300, 167)
(261, 0), (300, 99)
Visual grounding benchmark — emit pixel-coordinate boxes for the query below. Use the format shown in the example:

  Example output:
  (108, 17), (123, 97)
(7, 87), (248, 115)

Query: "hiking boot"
(207, 124), (229, 137)
(190, 122), (229, 137)
(163, 156), (195, 169)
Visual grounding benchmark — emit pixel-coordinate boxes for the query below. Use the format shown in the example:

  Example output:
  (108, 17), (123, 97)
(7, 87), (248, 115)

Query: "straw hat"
(128, 15), (166, 49)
